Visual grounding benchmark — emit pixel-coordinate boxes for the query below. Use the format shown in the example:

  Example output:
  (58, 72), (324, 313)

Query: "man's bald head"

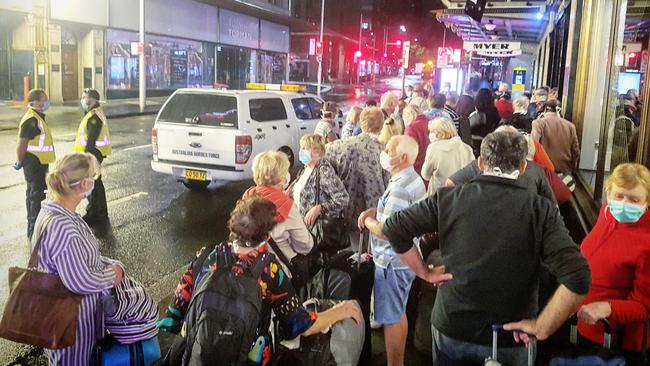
(388, 135), (419, 166)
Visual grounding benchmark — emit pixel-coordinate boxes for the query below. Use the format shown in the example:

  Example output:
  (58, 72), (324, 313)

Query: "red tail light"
(152, 126), (158, 157)
(235, 135), (252, 164)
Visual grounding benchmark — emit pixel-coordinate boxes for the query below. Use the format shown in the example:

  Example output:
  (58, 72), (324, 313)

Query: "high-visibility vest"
(17, 108), (56, 164)
(74, 107), (112, 157)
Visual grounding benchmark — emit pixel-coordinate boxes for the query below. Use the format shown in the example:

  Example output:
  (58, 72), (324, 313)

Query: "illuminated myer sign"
(463, 41), (521, 52)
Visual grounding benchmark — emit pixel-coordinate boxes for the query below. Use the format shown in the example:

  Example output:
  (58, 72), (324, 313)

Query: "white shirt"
(293, 166), (313, 204)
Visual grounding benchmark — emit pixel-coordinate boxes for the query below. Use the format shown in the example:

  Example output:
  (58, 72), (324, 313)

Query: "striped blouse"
(32, 201), (119, 366)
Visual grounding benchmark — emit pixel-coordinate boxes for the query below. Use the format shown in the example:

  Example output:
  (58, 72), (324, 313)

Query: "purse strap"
(28, 213), (56, 269)
(267, 238), (296, 277)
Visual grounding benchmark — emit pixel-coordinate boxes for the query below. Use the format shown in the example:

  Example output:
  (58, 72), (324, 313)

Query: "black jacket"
(501, 112), (533, 133)
(382, 175), (591, 346)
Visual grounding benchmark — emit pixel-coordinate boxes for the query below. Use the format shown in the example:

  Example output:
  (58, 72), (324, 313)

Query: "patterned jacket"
(325, 133), (390, 227)
(297, 159), (349, 219)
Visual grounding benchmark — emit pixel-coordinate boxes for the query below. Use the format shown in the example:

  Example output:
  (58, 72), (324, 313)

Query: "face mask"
(42, 101), (50, 112)
(83, 179), (94, 198)
(486, 167), (520, 179)
(80, 99), (89, 112)
(406, 91), (412, 98)
(379, 151), (395, 172)
(429, 133), (439, 143)
(608, 199), (647, 223)
(299, 149), (312, 165)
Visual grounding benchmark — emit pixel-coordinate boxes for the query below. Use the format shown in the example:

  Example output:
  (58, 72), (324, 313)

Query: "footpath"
(0, 97), (167, 132)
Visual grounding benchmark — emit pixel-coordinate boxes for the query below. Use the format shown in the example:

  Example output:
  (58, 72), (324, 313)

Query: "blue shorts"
(373, 266), (416, 325)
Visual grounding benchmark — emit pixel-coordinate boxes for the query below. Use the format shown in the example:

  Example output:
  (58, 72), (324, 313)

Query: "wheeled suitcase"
(484, 325), (536, 366)
(92, 335), (161, 366)
(327, 232), (374, 366)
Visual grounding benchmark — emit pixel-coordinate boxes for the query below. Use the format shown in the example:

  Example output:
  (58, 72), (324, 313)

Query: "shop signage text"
(463, 41), (521, 52)
(219, 9), (259, 49)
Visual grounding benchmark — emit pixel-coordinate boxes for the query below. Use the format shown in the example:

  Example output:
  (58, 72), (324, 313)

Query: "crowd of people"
(9, 82), (650, 366)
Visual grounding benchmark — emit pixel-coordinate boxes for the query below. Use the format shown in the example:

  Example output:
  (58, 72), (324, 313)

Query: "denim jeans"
(431, 325), (530, 366)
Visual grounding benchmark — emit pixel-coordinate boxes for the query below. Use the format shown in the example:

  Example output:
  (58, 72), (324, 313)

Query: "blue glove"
(13, 161), (22, 170)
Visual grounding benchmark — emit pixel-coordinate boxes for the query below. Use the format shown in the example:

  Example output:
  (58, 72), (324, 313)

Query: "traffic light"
(316, 41), (323, 56)
(354, 50), (362, 58)
(396, 40), (402, 47)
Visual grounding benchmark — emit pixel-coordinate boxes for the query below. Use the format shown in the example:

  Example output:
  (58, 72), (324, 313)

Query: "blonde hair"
(346, 106), (363, 125)
(379, 117), (403, 144)
(252, 151), (290, 186)
(380, 91), (399, 109)
(300, 133), (326, 155)
(605, 163), (650, 199)
(46, 153), (99, 201)
(513, 96), (530, 111)
(428, 117), (457, 140)
(402, 104), (422, 125)
(360, 106), (384, 134)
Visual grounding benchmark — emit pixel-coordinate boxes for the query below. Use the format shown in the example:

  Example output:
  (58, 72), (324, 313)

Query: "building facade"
(0, 0), (292, 102)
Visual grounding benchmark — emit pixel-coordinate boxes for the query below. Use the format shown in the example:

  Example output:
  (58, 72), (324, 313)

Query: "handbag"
(311, 163), (350, 253)
(0, 213), (83, 349)
(267, 238), (322, 290)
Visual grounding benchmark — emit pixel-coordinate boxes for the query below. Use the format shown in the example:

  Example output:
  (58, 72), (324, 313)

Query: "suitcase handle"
(489, 324), (535, 366)
(569, 314), (613, 348)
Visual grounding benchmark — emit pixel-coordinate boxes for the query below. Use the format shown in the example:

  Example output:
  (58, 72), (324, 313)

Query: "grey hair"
(513, 96), (530, 111)
(480, 132), (528, 174)
(445, 91), (459, 106)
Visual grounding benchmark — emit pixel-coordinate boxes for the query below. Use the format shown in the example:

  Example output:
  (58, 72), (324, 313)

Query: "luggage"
(310, 165), (351, 254)
(413, 250), (443, 354)
(327, 232), (374, 366)
(102, 275), (159, 344)
(303, 299), (365, 366)
(0, 213), (83, 349)
(547, 315), (648, 366)
(484, 325), (536, 366)
(92, 335), (161, 366)
(182, 245), (271, 366)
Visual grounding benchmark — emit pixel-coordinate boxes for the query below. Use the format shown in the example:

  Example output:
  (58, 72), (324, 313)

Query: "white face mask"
(486, 167), (520, 180)
(379, 151), (395, 172)
(84, 180), (95, 198)
(429, 133), (439, 143)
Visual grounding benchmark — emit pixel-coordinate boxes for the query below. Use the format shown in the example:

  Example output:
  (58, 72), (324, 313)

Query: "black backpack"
(182, 243), (271, 366)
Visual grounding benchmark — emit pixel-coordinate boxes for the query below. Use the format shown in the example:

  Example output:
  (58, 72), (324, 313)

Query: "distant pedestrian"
(342, 106), (363, 140)
(74, 89), (112, 236)
(531, 99), (580, 173)
(501, 96), (534, 133)
(408, 84), (429, 112)
(421, 117), (474, 196)
(403, 104), (429, 179)
(469, 88), (501, 138)
(381, 91), (403, 127)
(424, 93), (451, 121)
(378, 117), (403, 145)
(443, 91), (461, 130)
(494, 84), (514, 120)
(455, 82), (476, 119)
(14, 88), (56, 238)
(314, 101), (339, 143)
(36, 153), (124, 365)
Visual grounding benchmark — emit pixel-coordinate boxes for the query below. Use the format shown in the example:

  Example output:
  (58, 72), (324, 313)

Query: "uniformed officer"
(74, 88), (112, 236)
(14, 88), (56, 239)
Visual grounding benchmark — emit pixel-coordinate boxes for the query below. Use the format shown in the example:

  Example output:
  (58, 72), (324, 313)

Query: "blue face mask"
(608, 199), (647, 223)
(299, 149), (312, 165)
(42, 101), (50, 112)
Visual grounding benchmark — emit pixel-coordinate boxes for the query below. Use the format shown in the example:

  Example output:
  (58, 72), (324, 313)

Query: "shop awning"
(432, 0), (557, 47)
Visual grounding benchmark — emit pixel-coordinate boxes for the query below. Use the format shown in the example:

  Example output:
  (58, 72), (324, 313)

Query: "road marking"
(123, 144), (151, 152)
(108, 191), (148, 207)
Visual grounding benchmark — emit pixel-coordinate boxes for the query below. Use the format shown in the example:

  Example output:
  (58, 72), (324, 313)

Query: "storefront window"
(577, 1), (649, 202)
(257, 51), (287, 84)
(216, 46), (255, 89)
(106, 29), (209, 97)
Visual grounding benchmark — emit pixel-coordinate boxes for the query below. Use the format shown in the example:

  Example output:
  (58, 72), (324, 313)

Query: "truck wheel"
(182, 180), (210, 191)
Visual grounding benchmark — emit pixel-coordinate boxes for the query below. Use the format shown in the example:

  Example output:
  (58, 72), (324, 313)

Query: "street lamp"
(400, 25), (407, 32)
(317, 0), (325, 96)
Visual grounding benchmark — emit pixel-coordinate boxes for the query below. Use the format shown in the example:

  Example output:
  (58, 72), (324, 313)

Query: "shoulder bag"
(311, 163), (350, 254)
(0, 213), (83, 349)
